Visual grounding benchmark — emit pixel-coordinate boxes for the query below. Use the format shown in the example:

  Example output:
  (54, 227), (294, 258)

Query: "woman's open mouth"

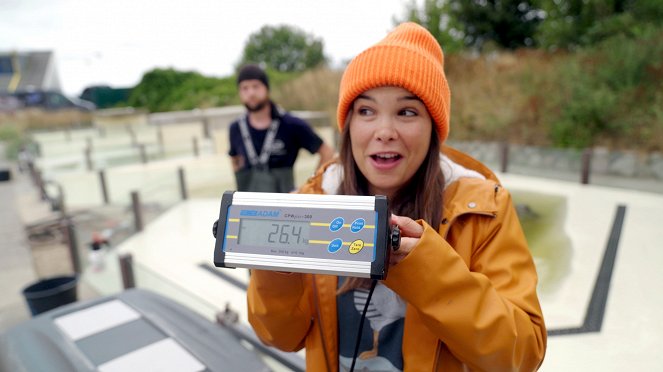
(370, 153), (402, 169)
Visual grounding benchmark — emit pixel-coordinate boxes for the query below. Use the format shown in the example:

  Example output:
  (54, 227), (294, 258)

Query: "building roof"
(0, 51), (60, 93)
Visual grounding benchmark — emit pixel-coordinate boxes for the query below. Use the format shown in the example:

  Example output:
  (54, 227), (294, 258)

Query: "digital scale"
(213, 191), (400, 279)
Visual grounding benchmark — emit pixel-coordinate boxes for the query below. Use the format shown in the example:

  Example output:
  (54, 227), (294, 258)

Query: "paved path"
(0, 155), (36, 330)
(0, 151), (98, 332)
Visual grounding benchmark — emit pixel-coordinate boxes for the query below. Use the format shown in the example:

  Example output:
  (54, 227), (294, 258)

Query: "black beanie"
(237, 64), (269, 89)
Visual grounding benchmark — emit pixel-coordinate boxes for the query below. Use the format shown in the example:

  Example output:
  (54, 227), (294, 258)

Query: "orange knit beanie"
(337, 22), (451, 142)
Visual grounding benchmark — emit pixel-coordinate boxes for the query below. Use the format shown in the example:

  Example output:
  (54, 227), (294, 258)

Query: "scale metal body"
(213, 191), (394, 279)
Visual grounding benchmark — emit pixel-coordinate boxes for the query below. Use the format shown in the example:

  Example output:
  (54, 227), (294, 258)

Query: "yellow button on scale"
(348, 240), (365, 254)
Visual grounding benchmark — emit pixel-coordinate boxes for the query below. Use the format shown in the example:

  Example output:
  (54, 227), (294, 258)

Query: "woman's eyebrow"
(356, 94), (422, 102)
(356, 94), (375, 102)
(398, 95), (422, 102)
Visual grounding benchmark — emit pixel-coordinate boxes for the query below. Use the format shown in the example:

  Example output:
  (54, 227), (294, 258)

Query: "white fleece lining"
(320, 154), (485, 195)
(439, 153), (486, 188)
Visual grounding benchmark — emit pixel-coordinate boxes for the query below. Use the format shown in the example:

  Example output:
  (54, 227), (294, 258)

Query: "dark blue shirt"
(228, 104), (323, 170)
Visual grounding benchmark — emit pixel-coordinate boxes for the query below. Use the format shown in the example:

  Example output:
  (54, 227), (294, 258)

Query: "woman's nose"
(374, 116), (398, 142)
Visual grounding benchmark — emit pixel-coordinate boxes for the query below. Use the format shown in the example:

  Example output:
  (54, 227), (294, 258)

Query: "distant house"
(0, 51), (61, 93)
(0, 51), (95, 112)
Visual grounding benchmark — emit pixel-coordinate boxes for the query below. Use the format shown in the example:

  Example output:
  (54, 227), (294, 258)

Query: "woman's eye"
(357, 107), (374, 116)
(399, 109), (417, 117)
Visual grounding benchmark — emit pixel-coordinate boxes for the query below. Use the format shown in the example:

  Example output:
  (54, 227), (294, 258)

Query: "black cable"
(349, 279), (378, 372)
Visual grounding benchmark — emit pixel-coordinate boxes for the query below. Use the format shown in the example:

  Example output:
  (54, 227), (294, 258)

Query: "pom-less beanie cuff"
(237, 64), (270, 90)
(337, 22), (450, 142)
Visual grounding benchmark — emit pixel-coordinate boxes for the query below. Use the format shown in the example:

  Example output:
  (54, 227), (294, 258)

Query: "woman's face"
(349, 86), (433, 198)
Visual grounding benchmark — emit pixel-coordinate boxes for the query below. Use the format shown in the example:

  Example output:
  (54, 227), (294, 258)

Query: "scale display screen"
(238, 219), (310, 250)
(213, 191), (392, 279)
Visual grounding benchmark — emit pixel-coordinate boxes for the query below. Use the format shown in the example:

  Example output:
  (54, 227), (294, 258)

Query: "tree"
(450, 0), (543, 49)
(537, 0), (663, 49)
(399, 0), (464, 53)
(238, 25), (327, 72)
(399, 0), (543, 51)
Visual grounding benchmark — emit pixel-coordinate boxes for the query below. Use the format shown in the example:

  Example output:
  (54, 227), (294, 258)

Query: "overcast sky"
(0, 0), (412, 96)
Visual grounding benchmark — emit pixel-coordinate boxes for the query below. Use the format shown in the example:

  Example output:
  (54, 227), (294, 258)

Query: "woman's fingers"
(389, 214), (423, 266)
(389, 237), (418, 263)
(390, 214), (424, 238)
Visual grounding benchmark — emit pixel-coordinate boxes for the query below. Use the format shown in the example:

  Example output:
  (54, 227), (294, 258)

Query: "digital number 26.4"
(267, 224), (303, 244)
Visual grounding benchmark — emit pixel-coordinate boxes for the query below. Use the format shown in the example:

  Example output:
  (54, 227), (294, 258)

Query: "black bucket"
(22, 276), (78, 316)
(0, 169), (10, 182)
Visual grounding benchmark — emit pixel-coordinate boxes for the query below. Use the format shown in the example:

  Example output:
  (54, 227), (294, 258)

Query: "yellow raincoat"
(247, 147), (546, 371)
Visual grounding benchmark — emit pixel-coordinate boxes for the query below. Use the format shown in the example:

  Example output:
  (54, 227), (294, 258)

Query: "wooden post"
(500, 142), (509, 173)
(139, 144), (148, 164)
(157, 125), (165, 157)
(178, 167), (188, 200)
(203, 118), (211, 138)
(35, 170), (48, 201)
(54, 182), (66, 216)
(128, 125), (136, 145)
(85, 146), (93, 171)
(33, 141), (42, 157)
(193, 137), (200, 157)
(581, 148), (592, 185)
(131, 191), (144, 232)
(61, 217), (82, 274)
(119, 254), (136, 289)
(98, 170), (109, 204)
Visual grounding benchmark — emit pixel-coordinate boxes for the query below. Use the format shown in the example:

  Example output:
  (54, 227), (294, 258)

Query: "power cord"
(349, 279), (378, 372)
(349, 225), (399, 371)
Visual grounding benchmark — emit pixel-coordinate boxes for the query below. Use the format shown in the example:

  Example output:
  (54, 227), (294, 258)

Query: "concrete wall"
(448, 140), (663, 182)
(93, 108), (149, 128)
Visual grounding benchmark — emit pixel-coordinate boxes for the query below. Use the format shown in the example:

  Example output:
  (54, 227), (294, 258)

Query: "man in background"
(228, 64), (334, 192)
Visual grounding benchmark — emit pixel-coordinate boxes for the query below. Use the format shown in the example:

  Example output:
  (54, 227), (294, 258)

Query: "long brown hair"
(337, 109), (445, 294)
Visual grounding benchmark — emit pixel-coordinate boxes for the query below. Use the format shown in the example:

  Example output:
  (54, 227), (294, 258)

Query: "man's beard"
(244, 99), (269, 113)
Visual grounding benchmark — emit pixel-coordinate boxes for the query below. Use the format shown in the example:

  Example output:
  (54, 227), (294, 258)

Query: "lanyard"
(238, 114), (280, 170)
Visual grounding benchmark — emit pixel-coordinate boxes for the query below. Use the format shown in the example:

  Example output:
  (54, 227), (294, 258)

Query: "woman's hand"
(389, 214), (424, 266)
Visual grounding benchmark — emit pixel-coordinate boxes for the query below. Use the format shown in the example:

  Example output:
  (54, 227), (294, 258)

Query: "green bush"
(127, 67), (300, 113)
(542, 25), (663, 148)
(127, 68), (239, 112)
(0, 124), (24, 160)
(537, 0), (663, 49)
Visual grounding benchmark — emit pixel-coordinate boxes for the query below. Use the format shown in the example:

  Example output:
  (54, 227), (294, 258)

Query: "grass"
(0, 109), (94, 159)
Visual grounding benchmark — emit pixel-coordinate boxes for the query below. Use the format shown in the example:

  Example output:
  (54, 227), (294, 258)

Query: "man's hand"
(316, 143), (335, 169)
(231, 155), (244, 172)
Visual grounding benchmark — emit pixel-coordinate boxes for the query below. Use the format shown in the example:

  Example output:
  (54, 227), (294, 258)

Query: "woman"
(247, 22), (546, 371)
